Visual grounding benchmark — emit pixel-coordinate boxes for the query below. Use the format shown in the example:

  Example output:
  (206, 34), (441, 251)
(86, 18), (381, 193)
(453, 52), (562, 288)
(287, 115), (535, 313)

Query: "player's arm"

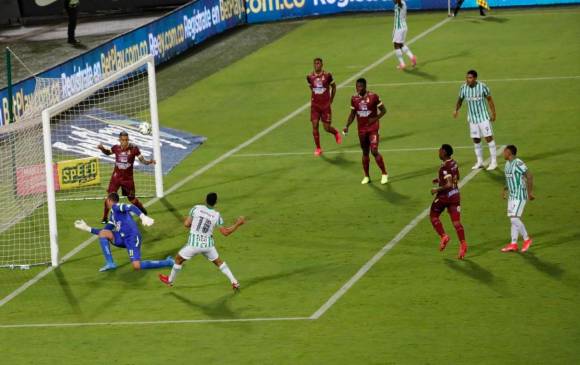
(343, 109), (357, 135)
(487, 95), (496, 122)
(431, 175), (452, 195)
(375, 104), (387, 121)
(453, 97), (463, 119)
(218, 216), (245, 237)
(184, 216), (193, 228)
(137, 155), (156, 165)
(502, 185), (508, 199)
(524, 170), (535, 200)
(330, 81), (336, 104)
(113, 203), (154, 226)
(97, 144), (112, 155)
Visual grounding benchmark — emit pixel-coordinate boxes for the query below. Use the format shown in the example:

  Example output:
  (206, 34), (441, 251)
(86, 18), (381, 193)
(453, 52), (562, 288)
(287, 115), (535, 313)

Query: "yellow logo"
(57, 157), (101, 190)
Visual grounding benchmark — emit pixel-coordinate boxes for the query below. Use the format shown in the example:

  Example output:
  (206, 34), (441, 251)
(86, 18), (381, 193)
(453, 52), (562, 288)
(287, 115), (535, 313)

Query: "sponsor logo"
(57, 157), (101, 190)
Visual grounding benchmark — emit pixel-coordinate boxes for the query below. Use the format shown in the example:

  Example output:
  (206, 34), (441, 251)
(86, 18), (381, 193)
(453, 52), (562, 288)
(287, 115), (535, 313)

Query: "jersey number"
(195, 217), (212, 234)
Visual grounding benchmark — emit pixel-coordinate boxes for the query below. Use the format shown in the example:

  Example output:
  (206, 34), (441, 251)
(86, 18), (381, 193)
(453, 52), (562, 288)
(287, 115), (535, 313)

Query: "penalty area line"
(310, 146), (506, 320)
(233, 146), (473, 158)
(0, 16), (451, 310)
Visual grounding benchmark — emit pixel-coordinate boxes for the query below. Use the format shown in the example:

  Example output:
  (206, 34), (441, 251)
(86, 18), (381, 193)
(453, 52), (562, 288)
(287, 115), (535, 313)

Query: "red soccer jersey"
(111, 144), (141, 181)
(307, 71), (334, 107)
(351, 92), (383, 133)
(437, 159), (460, 202)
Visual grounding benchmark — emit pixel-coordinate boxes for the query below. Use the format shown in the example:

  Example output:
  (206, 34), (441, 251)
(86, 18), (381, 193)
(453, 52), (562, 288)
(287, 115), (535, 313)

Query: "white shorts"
(507, 198), (526, 217)
(392, 29), (407, 43)
(469, 120), (493, 139)
(178, 245), (219, 261)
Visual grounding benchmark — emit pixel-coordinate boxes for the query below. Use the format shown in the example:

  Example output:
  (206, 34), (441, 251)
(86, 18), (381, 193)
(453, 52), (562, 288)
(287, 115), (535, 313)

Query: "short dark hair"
(441, 144), (454, 157)
(356, 78), (367, 86)
(314, 57), (323, 63)
(206, 192), (218, 207)
(107, 192), (120, 203)
(119, 131), (129, 138)
(506, 144), (517, 155)
(467, 70), (478, 78)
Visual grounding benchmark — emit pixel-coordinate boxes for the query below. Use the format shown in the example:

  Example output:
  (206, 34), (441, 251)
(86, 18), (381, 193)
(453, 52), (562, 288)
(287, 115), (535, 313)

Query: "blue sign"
(0, 0), (246, 126)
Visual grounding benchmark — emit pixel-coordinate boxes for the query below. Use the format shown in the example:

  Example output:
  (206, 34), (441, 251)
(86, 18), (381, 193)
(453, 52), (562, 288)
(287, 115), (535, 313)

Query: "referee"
(453, 0), (486, 17)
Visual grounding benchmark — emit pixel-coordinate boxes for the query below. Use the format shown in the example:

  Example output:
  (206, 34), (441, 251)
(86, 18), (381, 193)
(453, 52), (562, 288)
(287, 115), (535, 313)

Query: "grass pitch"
(1, 7), (579, 364)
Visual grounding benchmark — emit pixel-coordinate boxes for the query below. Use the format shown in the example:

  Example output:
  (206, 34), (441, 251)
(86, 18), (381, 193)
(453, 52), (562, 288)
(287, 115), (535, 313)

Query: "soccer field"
(1, 7), (580, 364)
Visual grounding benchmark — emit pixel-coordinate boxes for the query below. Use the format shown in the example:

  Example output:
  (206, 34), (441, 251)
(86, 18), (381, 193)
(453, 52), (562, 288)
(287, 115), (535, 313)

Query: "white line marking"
(0, 17), (452, 310)
(234, 146), (473, 158)
(310, 146), (505, 320)
(337, 76), (580, 89)
(0, 316), (311, 329)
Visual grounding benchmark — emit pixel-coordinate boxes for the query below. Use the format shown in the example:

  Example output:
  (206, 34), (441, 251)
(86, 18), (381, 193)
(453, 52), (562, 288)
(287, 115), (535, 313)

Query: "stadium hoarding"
(0, 0), (246, 126)
(245, 0), (580, 22)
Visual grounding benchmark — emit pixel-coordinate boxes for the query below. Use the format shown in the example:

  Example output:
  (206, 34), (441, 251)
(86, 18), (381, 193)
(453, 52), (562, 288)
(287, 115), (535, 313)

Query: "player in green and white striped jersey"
(453, 70), (498, 171)
(501, 145), (535, 253)
(392, 0), (417, 70)
(159, 192), (246, 291)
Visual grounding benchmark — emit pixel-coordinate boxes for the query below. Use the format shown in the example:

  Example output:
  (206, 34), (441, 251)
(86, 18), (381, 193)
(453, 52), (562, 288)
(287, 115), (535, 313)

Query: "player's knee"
(452, 220), (463, 228)
(175, 255), (185, 265)
(473, 138), (482, 143)
(212, 258), (223, 267)
(371, 148), (379, 156)
(132, 261), (141, 270)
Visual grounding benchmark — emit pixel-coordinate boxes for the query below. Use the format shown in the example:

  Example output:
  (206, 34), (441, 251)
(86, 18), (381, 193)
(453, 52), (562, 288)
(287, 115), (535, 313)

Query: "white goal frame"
(41, 55), (164, 267)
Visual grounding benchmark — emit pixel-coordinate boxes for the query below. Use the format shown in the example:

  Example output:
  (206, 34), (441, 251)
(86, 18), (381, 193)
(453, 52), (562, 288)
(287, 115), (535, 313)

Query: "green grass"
(1, 7), (580, 364)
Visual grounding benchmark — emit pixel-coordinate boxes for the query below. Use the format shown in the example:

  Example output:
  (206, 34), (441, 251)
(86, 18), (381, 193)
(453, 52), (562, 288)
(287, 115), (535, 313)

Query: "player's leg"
(393, 42), (406, 69)
(369, 132), (388, 184)
(123, 181), (147, 215)
(482, 122), (497, 170)
(311, 107), (322, 155)
(128, 235), (174, 271)
(97, 230), (117, 271)
(160, 247), (197, 286)
(209, 249), (239, 291)
(471, 125), (484, 169)
(448, 203), (468, 259)
(321, 108), (342, 145)
(503, 200), (529, 252)
(103, 178), (121, 223)
(359, 133), (371, 184)
(430, 200), (450, 250)
(453, 0), (465, 16)
(479, 5), (486, 16)
(401, 41), (417, 67)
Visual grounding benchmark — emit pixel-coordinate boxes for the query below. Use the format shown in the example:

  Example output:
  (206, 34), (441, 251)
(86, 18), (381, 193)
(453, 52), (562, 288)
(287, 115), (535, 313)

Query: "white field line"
(337, 75), (580, 89)
(234, 146), (473, 158)
(310, 146), (506, 319)
(0, 316), (312, 329)
(0, 17), (452, 310)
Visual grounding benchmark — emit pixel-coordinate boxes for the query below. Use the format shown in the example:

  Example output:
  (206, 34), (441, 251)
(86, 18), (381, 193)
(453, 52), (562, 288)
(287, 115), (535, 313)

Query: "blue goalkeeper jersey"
(107, 203), (142, 238)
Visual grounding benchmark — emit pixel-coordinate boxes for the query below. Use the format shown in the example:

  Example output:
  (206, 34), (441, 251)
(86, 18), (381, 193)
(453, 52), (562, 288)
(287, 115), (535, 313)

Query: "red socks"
(430, 213), (446, 237)
(313, 130), (321, 149)
(362, 155), (370, 176)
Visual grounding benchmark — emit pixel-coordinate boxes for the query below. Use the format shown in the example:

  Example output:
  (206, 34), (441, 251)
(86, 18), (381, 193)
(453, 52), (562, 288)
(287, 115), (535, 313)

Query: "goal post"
(1, 54), (163, 268)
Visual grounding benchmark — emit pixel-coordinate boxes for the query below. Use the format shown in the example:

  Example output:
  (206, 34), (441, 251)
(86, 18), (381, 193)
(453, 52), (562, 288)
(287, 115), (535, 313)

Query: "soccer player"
(307, 57), (341, 156)
(159, 192), (245, 291)
(74, 192), (174, 272)
(393, 0), (417, 70)
(430, 144), (468, 260)
(501, 145), (534, 253)
(452, 0), (486, 17)
(453, 70), (498, 171)
(343, 78), (389, 185)
(98, 131), (155, 223)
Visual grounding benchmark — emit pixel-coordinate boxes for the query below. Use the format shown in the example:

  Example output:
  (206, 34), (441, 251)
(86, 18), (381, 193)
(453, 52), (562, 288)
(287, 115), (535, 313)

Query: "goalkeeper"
(74, 192), (174, 272)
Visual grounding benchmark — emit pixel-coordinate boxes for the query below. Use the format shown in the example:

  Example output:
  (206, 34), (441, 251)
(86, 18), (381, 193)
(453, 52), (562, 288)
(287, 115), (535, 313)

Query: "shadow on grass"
(419, 50), (470, 67)
(403, 67), (437, 81)
(389, 165), (435, 183)
(321, 152), (356, 167)
(482, 16), (510, 23)
(445, 258), (495, 285)
(169, 292), (238, 319)
(519, 252), (564, 279)
(160, 198), (184, 224)
(369, 182), (411, 205)
(54, 267), (82, 316)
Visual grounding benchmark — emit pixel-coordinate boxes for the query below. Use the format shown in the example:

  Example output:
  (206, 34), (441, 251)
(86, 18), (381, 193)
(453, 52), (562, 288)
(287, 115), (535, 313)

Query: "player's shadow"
(403, 68), (437, 81)
(519, 253), (564, 280)
(368, 183), (410, 205)
(482, 169), (505, 185)
(389, 166), (435, 183)
(482, 16), (510, 23)
(159, 198), (184, 224)
(168, 292), (238, 319)
(419, 50), (470, 67)
(382, 131), (414, 143)
(54, 267), (83, 316)
(444, 258), (495, 286)
(321, 152), (356, 167)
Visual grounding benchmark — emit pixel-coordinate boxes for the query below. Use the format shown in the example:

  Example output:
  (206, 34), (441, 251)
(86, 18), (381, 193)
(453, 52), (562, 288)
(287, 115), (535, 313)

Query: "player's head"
(439, 144), (453, 160)
(313, 57), (323, 72)
(504, 144), (517, 160)
(466, 70), (478, 86)
(356, 78), (367, 96)
(106, 192), (120, 208)
(119, 131), (129, 148)
(206, 192), (218, 207)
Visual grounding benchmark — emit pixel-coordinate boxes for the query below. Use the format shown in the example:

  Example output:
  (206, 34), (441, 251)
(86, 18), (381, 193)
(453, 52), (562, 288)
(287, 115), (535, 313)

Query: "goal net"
(0, 54), (163, 268)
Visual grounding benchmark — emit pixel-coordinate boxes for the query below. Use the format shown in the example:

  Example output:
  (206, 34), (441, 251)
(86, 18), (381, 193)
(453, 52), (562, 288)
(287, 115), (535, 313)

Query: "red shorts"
(108, 176), (136, 198)
(430, 197), (461, 220)
(311, 104), (332, 123)
(358, 130), (380, 151)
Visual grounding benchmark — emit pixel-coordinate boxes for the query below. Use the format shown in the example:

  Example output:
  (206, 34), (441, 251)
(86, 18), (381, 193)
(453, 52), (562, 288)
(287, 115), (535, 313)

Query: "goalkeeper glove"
(140, 214), (154, 227)
(74, 219), (91, 233)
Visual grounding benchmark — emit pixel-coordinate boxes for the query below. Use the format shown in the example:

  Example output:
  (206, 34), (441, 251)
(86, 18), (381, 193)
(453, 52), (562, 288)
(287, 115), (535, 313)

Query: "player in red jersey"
(430, 144), (468, 259)
(98, 131), (155, 223)
(306, 57), (341, 156)
(343, 78), (388, 185)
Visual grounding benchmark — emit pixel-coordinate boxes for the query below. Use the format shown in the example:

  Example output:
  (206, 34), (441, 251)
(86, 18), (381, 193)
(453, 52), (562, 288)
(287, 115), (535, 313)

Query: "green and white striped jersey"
(393, 1), (408, 31)
(504, 158), (529, 200)
(187, 205), (224, 248)
(458, 81), (491, 124)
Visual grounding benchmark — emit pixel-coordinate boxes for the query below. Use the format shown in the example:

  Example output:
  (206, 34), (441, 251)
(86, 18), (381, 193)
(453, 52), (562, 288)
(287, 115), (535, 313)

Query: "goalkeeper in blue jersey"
(74, 192), (174, 272)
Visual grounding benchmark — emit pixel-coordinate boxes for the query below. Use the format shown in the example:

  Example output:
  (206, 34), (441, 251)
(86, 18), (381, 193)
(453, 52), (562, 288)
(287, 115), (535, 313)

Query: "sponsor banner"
(0, 0), (246, 126)
(245, 0), (580, 23)
(16, 163), (59, 196)
(56, 157), (101, 190)
(51, 108), (206, 175)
